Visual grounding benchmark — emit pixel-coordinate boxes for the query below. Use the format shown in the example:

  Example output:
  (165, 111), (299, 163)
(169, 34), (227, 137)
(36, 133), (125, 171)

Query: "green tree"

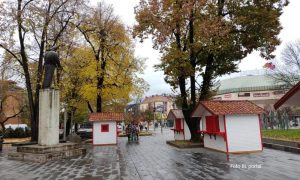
(134, 0), (288, 141)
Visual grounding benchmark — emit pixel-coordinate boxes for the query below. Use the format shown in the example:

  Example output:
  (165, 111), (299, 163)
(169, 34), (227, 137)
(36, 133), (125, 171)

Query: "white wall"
(93, 121), (117, 145)
(183, 119), (191, 140)
(218, 115), (225, 132)
(174, 131), (185, 140)
(204, 134), (227, 152)
(226, 114), (262, 152)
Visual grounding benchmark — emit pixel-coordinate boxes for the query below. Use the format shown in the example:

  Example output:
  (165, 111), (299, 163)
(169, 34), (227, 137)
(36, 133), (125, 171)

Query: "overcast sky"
(94, 0), (300, 96)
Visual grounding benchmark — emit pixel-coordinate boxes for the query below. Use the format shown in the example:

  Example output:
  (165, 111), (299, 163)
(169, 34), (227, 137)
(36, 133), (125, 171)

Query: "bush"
(3, 127), (31, 138)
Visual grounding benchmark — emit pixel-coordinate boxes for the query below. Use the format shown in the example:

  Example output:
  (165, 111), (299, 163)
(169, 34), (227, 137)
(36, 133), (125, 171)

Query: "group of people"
(125, 123), (140, 142)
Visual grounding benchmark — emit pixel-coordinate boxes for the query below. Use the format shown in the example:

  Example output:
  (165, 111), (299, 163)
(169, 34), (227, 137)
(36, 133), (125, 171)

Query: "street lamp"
(61, 103), (68, 141)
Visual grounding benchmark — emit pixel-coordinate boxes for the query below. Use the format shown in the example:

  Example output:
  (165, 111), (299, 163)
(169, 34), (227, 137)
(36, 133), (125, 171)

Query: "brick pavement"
(0, 129), (300, 180)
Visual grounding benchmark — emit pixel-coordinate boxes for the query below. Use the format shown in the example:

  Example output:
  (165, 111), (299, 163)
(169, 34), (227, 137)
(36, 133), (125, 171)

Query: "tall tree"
(76, 1), (148, 113)
(269, 40), (300, 86)
(0, 0), (84, 141)
(134, 0), (288, 141)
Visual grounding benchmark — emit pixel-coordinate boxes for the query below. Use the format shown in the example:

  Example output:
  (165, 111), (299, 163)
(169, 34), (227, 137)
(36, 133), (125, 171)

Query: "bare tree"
(0, 95), (24, 132)
(0, 0), (84, 141)
(270, 40), (300, 86)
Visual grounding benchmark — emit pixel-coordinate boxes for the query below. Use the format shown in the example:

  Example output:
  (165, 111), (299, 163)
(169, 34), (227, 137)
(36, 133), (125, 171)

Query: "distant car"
(290, 120), (298, 127)
(77, 122), (92, 138)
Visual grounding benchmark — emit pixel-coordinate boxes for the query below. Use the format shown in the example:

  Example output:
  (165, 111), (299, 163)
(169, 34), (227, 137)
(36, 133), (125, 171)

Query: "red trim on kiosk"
(183, 119), (185, 140)
(223, 115), (229, 154)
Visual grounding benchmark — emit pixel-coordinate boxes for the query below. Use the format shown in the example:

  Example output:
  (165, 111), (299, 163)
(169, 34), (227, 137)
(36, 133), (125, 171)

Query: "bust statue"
(42, 50), (61, 89)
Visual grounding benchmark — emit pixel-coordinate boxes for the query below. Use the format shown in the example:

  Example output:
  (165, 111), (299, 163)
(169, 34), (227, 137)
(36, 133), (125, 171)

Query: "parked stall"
(167, 109), (191, 140)
(89, 113), (124, 145)
(191, 101), (265, 154)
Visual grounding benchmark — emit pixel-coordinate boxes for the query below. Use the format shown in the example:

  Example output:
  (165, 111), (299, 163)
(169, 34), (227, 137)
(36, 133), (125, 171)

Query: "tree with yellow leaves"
(76, 1), (148, 113)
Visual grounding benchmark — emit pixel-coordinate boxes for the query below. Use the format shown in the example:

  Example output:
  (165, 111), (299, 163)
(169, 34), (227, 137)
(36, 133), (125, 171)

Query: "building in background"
(139, 94), (176, 115)
(213, 75), (291, 111)
(125, 94), (177, 127)
(0, 80), (24, 126)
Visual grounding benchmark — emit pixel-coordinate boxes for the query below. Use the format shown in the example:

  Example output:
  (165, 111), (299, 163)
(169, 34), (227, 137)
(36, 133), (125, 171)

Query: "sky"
(94, 0), (300, 96)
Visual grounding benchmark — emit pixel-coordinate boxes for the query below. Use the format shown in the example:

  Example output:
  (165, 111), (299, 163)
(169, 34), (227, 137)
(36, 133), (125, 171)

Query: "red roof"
(192, 100), (266, 116)
(89, 113), (124, 122)
(167, 109), (184, 120)
(274, 80), (300, 109)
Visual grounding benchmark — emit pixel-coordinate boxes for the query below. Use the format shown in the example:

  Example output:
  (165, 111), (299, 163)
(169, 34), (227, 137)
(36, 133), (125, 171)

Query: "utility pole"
(63, 105), (67, 141)
(153, 102), (155, 131)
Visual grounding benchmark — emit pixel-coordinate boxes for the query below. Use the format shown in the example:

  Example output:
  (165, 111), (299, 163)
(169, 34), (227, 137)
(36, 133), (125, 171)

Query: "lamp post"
(153, 102), (156, 131)
(62, 103), (68, 141)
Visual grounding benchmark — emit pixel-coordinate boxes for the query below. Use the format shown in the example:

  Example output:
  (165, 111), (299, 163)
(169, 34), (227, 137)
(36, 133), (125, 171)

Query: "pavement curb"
(263, 143), (300, 154)
(262, 138), (300, 154)
(166, 140), (204, 149)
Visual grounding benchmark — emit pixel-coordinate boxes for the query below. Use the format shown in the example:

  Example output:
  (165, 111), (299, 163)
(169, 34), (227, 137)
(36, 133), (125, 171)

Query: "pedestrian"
(126, 124), (132, 141)
(139, 124), (143, 131)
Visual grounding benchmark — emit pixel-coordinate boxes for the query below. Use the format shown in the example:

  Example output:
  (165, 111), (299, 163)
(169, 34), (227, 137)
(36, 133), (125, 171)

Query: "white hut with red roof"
(89, 113), (124, 145)
(167, 109), (191, 140)
(191, 101), (265, 154)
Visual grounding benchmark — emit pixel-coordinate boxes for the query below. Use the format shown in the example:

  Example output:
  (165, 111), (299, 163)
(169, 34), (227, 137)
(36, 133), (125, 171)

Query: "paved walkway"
(0, 129), (300, 180)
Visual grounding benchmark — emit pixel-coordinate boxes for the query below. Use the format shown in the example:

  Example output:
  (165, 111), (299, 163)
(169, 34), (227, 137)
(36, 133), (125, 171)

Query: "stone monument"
(38, 50), (61, 146)
(8, 50), (86, 163)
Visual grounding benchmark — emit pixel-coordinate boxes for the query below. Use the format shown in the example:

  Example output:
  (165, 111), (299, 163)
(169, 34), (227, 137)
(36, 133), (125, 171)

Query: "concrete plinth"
(38, 89), (60, 146)
(8, 143), (86, 163)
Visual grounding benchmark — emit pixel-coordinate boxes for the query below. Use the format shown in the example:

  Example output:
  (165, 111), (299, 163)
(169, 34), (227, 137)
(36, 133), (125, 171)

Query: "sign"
(273, 90), (285, 95)
(224, 94), (232, 99)
(253, 93), (270, 97)
(238, 92), (250, 97)
(212, 97), (222, 100)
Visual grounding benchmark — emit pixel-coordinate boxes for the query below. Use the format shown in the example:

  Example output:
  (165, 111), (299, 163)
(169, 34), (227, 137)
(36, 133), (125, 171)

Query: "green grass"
(262, 129), (300, 142)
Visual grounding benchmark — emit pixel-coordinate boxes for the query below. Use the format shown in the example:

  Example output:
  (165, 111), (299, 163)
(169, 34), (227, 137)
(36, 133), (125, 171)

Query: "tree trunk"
(17, 0), (38, 141)
(96, 76), (103, 112)
(75, 123), (78, 133)
(87, 101), (94, 113)
(199, 54), (214, 101)
(178, 76), (199, 141)
(0, 123), (5, 132)
(66, 111), (71, 136)
(189, 6), (196, 108)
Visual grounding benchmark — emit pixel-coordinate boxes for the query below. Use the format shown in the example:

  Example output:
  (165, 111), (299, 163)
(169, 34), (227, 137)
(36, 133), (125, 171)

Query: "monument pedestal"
(8, 143), (86, 163)
(39, 89), (59, 145)
(8, 89), (86, 162)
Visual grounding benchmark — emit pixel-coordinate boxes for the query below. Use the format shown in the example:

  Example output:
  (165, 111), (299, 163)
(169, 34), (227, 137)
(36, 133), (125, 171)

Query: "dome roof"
(216, 75), (288, 95)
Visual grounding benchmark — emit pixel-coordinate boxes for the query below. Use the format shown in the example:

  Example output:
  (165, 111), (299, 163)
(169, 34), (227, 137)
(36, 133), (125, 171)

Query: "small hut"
(191, 101), (265, 154)
(167, 109), (191, 140)
(89, 113), (124, 145)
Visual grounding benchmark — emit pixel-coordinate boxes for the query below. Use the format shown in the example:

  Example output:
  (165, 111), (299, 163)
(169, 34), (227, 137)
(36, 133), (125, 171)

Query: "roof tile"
(89, 112), (124, 122)
(200, 100), (266, 115)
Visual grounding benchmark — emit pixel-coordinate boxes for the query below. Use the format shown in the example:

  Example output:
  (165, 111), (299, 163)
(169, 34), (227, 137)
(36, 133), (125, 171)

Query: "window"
(101, 124), (109, 132)
(175, 119), (182, 130)
(205, 116), (220, 132)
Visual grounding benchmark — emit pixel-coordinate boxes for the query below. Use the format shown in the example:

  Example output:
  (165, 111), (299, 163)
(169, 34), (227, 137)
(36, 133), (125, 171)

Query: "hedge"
(0, 127), (31, 138)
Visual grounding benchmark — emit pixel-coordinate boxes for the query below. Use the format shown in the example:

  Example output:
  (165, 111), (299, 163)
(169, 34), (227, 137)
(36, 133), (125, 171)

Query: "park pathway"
(0, 129), (300, 180)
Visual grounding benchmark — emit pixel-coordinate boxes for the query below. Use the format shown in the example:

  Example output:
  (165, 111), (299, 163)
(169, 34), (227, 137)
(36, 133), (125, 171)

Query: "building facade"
(213, 75), (290, 111)
(0, 80), (24, 126)
(139, 95), (176, 115)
